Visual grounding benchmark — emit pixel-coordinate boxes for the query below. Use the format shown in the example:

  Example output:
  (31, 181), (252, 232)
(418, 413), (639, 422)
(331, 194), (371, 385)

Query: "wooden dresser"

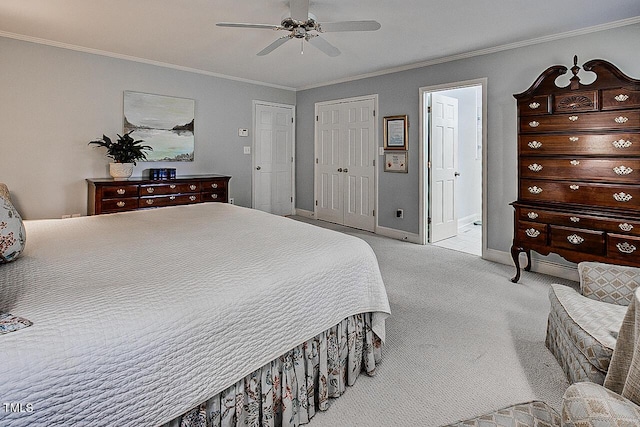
(510, 57), (640, 282)
(87, 174), (231, 215)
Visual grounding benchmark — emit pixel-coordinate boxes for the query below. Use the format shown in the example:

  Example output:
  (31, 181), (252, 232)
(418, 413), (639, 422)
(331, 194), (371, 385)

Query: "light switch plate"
(378, 146), (384, 156)
(238, 128), (249, 137)
(243, 146), (251, 154)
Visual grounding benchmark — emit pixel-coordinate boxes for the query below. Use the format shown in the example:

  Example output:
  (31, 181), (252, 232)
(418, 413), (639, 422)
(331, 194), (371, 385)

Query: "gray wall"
(295, 23), (640, 253)
(0, 37), (295, 219)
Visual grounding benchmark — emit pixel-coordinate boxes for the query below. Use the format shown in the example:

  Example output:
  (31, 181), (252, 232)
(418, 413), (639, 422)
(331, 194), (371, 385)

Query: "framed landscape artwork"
(123, 91), (195, 162)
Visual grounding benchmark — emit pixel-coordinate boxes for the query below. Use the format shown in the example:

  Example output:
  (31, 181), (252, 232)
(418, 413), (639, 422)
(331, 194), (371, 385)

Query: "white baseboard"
(294, 208), (315, 219)
(458, 213), (480, 229)
(375, 225), (422, 244)
(484, 248), (579, 282)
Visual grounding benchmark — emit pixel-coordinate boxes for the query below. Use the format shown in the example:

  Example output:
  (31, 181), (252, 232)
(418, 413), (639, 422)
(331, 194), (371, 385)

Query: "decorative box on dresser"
(510, 56), (640, 283)
(87, 174), (231, 215)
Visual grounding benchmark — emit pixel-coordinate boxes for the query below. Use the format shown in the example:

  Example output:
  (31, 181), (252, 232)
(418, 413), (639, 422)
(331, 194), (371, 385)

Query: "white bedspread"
(0, 203), (390, 426)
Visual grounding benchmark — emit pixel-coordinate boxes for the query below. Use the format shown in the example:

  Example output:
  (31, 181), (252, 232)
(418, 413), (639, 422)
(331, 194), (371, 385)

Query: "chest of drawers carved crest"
(510, 56), (640, 282)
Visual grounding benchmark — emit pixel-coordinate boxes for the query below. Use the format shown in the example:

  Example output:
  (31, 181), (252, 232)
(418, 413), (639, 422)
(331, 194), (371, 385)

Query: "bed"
(0, 202), (390, 427)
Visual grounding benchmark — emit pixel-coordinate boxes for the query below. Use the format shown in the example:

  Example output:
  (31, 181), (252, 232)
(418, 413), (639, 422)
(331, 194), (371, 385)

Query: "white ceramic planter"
(109, 163), (134, 180)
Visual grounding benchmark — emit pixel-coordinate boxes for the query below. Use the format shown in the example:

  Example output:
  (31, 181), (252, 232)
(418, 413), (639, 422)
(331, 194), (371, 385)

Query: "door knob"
(454, 171), (460, 176)
(256, 166), (261, 170)
(343, 168), (349, 173)
(337, 168), (343, 172)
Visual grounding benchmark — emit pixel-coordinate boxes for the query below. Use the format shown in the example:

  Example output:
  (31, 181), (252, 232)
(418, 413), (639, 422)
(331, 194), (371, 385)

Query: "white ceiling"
(1, 1), (639, 90)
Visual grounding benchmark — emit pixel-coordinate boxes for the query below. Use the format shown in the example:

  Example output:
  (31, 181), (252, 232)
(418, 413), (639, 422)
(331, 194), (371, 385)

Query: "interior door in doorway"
(253, 102), (294, 215)
(429, 93), (459, 243)
(315, 97), (376, 232)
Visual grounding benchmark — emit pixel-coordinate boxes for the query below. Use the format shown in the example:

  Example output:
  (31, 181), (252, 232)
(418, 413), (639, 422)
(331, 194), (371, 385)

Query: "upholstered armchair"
(545, 261), (640, 385)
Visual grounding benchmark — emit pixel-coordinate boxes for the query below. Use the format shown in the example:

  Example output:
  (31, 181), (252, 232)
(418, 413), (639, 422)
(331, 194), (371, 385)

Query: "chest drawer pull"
(189, 195), (197, 201)
(568, 115), (579, 121)
(117, 188), (126, 195)
(614, 165), (633, 175)
(169, 196), (176, 200)
(569, 185), (580, 190)
(567, 234), (584, 245)
(190, 184), (197, 190)
(615, 116), (629, 124)
(528, 141), (542, 149)
(619, 223), (634, 232)
(617, 242), (637, 254)
(117, 201), (126, 208)
(528, 186), (543, 194)
(614, 192), (633, 202)
(615, 94), (630, 102)
(613, 139), (633, 149)
(570, 160), (580, 166)
(529, 102), (541, 109)
(528, 163), (543, 172)
(528, 121), (539, 128)
(527, 212), (538, 219)
(146, 188), (154, 194)
(211, 183), (218, 188)
(146, 199), (154, 205)
(569, 137), (579, 142)
(570, 217), (580, 222)
(170, 184), (176, 189)
(525, 228), (541, 238)
(211, 194), (218, 199)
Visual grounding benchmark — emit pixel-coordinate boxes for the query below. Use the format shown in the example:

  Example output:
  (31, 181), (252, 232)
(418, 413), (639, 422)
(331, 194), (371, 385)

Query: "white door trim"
(418, 78), (487, 256)
(314, 94), (379, 232)
(252, 100), (296, 213)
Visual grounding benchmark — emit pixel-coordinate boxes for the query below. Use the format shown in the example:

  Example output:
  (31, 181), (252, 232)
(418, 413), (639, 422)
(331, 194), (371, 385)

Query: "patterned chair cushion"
(443, 401), (560, 427)
(0, 184), (26, 264)
(562, 382), (640, 426)
(579, 262), (640, 306)
(549, 284), (626, 374)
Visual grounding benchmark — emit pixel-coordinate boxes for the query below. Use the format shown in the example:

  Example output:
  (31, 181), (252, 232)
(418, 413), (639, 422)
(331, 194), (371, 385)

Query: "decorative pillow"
(0, 184), (26, 264)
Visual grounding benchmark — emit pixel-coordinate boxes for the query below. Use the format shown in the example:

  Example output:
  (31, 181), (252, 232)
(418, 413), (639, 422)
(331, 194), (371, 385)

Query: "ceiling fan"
(216, 0), (381, 57)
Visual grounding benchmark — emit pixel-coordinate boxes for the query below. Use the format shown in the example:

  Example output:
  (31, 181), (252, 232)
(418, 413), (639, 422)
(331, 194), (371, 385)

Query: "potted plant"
(88, 131), (152, 180)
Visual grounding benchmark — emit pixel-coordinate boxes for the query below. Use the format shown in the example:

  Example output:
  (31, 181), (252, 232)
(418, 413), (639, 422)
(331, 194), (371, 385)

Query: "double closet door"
(315, 97), (376, 232)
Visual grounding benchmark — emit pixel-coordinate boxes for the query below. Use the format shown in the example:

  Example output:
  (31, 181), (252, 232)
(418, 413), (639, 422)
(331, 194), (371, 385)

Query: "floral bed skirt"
(162, 312), (382, 427)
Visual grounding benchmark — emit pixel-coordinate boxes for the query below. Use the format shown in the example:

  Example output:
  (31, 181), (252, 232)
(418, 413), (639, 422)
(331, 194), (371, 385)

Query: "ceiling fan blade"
(318, 20), (381, 32)
(308, 36), (340, 57)
(290, 0), (310, 22)
(216, 22), (281, 30)
(257, 36), (291, 56)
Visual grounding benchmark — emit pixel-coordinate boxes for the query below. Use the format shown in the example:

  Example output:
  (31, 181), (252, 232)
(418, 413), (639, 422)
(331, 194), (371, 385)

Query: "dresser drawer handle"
(117, 188), (126, 195)
(211, 183), (218, 189)
(613, 139), (633, 149)
(569, 137), (579, 142)
(189, 195), (197, 201)
(190, 184), (197, 190)
(569, 185), (580, 190)
(170, 184), (176, 189)
(211, 194), (218, 199)
(146, 188), (154, 194)
(615, 116), (629, 124)
(614, 165), (633, 175)
(529, 102), (541, 109)
(528, 163), (543, 172)
(528, 141), (542, 149)
(525, 228), (540, 238)
(527, 212), (538, 219)
(613, 192), (633, 202)
(570, 217), (580, 223)
(528, 186), (543, 194)
(615, 94), (630, 102)
(568, 115), (578, 121)
(146, 199), (154, 205)
(117, 201), (125, 208)
(528, 121), (540, 128)
(169, 196), (176, 200)
(567, 234), (584, 245)
(570, 160), (580, 166)
(617, 242), (637, 254)
(619, 223), (634, 232)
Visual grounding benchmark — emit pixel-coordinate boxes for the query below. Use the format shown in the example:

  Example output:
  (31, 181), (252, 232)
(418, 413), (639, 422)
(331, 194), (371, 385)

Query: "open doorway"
(419, 79), (486, 257)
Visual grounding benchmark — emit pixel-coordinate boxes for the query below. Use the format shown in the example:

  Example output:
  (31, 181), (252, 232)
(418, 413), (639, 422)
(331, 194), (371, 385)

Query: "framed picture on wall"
(383, 115), (408, 150)
(384, 151), (408, 173)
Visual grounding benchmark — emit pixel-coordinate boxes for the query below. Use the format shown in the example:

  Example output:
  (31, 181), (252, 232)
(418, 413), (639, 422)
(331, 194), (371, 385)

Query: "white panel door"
(315, 98), (375, 232)
(253, 103), (294, 215)
(429, 93), (459, 243)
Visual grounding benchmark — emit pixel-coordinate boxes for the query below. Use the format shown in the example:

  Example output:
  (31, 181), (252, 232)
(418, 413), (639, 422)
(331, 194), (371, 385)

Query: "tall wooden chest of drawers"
(87, 174), (231, 215)
(510, 57), (640, 282)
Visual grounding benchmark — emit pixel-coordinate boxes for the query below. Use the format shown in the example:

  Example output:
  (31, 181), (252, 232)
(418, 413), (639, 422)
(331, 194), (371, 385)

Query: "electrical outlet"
(229, 198), (234, 205)
(243, 146), (251, 154)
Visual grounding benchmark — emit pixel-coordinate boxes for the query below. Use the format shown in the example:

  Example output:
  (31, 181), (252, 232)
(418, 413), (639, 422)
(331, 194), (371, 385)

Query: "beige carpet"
(290, 216), (574, 427)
